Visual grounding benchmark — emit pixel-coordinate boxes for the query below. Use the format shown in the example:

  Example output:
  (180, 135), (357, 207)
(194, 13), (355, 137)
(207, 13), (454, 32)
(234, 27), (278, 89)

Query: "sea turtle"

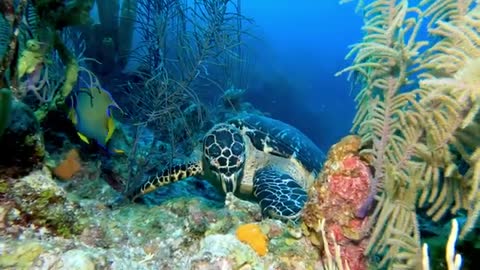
(129, 113), (325, 221)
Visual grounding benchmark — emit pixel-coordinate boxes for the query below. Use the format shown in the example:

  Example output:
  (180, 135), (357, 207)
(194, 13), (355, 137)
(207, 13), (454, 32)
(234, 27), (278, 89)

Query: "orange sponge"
(53, 149), (81, 180)
(235, 223), (268, 256)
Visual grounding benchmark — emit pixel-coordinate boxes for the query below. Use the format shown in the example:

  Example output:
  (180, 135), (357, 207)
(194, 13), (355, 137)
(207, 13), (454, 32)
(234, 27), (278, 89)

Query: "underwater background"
(0, 0), (479, 269)
(238, 0), (361, 151)
(114, 0), (363, 151)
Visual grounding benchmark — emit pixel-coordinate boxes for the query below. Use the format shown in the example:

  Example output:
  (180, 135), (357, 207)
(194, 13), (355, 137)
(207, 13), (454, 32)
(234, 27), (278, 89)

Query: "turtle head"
(203, 123), (246, 194)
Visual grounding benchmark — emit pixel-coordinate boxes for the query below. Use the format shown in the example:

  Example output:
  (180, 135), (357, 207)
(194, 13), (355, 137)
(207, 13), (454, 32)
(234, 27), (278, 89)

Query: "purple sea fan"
(21, 63), (56, 103)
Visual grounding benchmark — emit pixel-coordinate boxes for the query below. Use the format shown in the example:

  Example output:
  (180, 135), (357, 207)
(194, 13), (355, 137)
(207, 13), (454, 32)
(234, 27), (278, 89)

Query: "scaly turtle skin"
(129, 113), (325, 221)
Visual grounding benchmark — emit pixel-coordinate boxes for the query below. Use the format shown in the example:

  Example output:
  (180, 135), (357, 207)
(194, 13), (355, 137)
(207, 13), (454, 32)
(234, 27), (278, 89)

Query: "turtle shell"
(228, 114), (325, 176)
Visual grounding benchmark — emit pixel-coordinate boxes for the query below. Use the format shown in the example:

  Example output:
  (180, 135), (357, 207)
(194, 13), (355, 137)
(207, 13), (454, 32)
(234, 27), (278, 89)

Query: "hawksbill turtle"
(129, 113), (325, 221)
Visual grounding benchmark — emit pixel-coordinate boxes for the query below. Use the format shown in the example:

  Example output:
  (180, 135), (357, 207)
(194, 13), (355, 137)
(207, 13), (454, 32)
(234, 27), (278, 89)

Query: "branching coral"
(16, 0), (94, 121)
(336, 0), (480, 268)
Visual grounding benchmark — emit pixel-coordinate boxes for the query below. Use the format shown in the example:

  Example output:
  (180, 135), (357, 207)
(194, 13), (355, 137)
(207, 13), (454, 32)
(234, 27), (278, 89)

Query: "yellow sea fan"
(454, 57), (480, 84)
(453, 57), (480, 128)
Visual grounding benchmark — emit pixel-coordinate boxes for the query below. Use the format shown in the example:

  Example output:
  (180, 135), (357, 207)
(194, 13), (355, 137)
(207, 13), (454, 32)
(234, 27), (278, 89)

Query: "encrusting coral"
(336, 0), (480, 268)
(0, 168), (87, 237)
(303, 135), (372, 270)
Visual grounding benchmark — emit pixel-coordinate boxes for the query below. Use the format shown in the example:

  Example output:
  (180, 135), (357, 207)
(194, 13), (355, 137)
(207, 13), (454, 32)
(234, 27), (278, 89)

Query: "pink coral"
(303, 135), (373, 270)
(328, 155), (373, 217)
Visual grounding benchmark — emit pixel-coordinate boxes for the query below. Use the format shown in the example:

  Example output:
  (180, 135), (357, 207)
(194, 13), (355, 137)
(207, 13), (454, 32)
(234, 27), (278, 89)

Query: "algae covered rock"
(0, 88), (12, 137)
(0, 241), (44, 269)
(189, 234), (263, 269)
(56, 249), (95, 270)
(302, 135), (371, 270)
(1, 168), (87, 237)
(0, 100), (44, 177)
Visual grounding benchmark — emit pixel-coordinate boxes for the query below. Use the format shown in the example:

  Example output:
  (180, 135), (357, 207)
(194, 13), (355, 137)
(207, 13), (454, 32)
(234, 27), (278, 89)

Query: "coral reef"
(336, 0), (480, 268)
(0, 0), (96, 177)
(0, 168), (87, 237)
(24, 0), (94, 121)
(5, 0), (480, 268)
(303, 135), (372, 270)
(0, 166), (321, 269)
(0, 99), (44, 177)
(0, 1), (332, 269)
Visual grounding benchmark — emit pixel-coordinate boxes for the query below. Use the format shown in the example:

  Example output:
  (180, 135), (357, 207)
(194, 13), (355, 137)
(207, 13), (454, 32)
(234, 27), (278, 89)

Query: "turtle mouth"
(220, 173), (237, 194)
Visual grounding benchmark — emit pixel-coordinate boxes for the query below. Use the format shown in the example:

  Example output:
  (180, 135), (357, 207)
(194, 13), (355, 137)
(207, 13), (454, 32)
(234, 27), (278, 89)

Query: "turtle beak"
(220, 173), (237, 194)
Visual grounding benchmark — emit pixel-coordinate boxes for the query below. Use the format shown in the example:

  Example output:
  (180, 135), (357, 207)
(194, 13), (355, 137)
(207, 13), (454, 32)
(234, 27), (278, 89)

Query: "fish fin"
(77, 132), (90, 144)
(112, 149), (125, 154)
(68, 109), (78, 125)
(105, 116), (115, 143)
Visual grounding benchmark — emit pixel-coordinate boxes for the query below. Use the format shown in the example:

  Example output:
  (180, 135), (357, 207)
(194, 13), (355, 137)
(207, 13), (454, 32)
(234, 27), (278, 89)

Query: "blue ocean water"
(233, 1), (362, 151)
(102, 0), (363, 151)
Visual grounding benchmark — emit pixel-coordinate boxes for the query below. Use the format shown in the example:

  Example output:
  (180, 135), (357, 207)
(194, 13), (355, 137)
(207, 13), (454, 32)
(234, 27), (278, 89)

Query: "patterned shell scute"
(228, 114), (325, 176)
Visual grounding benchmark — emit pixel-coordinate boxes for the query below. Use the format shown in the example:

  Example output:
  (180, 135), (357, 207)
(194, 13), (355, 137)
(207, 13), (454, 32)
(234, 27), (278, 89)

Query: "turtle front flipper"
(253, 167), (307, 222)
(129, 160), (203, 201)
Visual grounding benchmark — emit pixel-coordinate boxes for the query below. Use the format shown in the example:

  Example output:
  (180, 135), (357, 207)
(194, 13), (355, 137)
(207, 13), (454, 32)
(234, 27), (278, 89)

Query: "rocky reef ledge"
(0, 167), (321, 269)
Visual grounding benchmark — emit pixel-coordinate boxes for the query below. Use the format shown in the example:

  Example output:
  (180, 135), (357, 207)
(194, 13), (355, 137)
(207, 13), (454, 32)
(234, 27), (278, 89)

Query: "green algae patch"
(0, 179), (8, 193)
(0, 242), (44, 269)
(7, 169), (88, 237)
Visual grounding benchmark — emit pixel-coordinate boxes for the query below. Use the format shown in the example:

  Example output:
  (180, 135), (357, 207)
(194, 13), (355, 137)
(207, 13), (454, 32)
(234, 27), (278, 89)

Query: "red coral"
(303, 135), (374, 270)
(328, 155), (373, 216)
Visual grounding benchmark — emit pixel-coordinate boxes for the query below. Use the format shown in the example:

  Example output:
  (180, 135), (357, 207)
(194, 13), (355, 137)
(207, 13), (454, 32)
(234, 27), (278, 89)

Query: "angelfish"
(69, 87), (124, 153)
